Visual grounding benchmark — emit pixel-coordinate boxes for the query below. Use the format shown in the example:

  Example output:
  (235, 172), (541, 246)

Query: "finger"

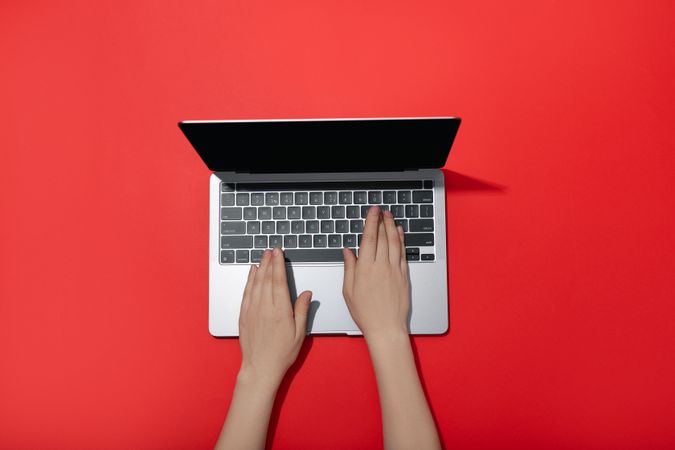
(397, 225), (408, 272)
(342, 247), (356, 300)
(262, 248), (275, 304)
(252, 249), (271, 304)
(375, 213), (388, 262)
(240, 265), (258, 314)
(293, 290), (312, 342)
(271, 247), (292, 312)
(382, 210), (401, 265)
(359, 205), (380, 262)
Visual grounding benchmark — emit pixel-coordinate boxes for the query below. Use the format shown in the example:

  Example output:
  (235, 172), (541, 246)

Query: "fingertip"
(383, 210), (393, 218)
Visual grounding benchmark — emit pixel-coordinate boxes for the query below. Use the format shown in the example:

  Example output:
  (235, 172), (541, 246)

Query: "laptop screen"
(178, 117), (461, 173)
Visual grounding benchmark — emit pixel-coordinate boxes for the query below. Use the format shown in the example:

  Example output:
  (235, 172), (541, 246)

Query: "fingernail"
(370, 205), (380, 214)
(383, 210), (393, 218)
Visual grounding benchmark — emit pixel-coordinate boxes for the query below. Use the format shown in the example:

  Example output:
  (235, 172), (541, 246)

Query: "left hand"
(238, 248), (312, 387)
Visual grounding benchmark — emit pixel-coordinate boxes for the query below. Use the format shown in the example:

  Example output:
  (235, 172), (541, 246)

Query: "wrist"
(364, 327), (410, 352)
(236, 364), (283, 394)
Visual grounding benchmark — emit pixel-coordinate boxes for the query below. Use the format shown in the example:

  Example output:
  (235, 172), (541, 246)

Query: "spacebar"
(283, 249), (344, 262)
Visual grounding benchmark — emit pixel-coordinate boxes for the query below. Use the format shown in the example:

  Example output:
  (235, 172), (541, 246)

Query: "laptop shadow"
(442, 169), (506, 193)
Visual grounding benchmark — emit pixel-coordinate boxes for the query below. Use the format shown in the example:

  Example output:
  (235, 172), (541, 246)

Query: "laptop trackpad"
(286, 264), (359, 335)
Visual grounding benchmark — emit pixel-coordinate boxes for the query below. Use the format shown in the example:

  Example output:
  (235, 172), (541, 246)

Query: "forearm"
(366, 332), (441, 450)
(214, 368), (280, 450)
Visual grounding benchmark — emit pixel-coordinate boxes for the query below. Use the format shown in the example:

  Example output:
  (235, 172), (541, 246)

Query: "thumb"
(342, 247), (356, 298)
(294, 290), (312, 339)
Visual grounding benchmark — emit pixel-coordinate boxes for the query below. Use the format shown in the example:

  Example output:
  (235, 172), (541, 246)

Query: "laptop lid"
(178, 117), (461, 173)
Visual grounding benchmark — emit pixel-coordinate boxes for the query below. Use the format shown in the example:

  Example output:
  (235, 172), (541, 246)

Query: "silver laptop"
(178, 117), (461, 336)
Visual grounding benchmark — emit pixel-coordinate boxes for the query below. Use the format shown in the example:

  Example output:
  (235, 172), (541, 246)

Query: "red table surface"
(1, 1), (674, 449)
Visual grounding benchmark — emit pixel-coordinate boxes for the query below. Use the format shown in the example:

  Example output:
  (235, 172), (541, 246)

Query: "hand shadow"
(265, 263), (319, 449)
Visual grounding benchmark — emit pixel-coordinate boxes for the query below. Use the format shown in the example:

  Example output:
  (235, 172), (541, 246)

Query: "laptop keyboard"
(219, 180), (436, 264)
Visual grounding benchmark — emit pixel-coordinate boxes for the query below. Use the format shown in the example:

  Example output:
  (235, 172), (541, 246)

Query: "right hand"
(342, 205), (411, 339)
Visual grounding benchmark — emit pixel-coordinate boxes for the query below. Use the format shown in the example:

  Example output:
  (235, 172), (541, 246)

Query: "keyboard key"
(405, 233), (434, 246)
(346, 206), (360, 218)
(313, 234), (327, 247)
(254, 236), (268, 248)
(236, 250), (249, 263)
(221, 183), (235, 192)
(302, 206), (316, 220)
(282, 249), (344, 262)
(361, 206), (370, 218)
(221, 221), (245, 235)
(420, 205), (434, 217)
(247, 221), (261, 234)
(423, 180), (434, 189)
(324, 192), (338, 205)
(276, 221), (290, 234)
(287, 206), (301, 219)
(406, 248), (420, 261)
(262, 221), (275, 234)
(409, 219), (434, 232)
(354, 191), (367, 204)
(280, 192), (294, 205)
(284, 235), (298, 248)
(391, 205), (405, 218)
(405, 205), (419, 218)
(317, 206), (330, 219)
(321, 220), (334, 233)
(328, 234), (342, 247)
(291, 221), (305, 234)
(265, 192), (279, 205)
(295, 192), (309, 205)
(383, 191), (397, 203)
(306, 220), (320, 233)
(331, 206), (345, 219)
(221, 249), (235, 263)
(310, 192), (322, 205)
(380, 205), (389, 212)
(269, 235), (283, 248)
(236, 193), (250, 206)
(335, 220), (349, 233)
(243, 207), (257, 220)
(398, 191), (412, 203)
(251, 249), (264, 262)
(421, 253), (435, 261)
(368, 191), (382, 204)
(221, 207), (242, 220)
(273, 207), (286, 219)
(299, 235), (312, 248)
(343, 234), (357, 247)
(259, 207), (272, 220)
(395, 219), (408, 231)
(350, 220), (364, 233)
(339, 192), (352, 204)
(251, 193), (265, 206)
(221, 236), (253, 249)
(412, 190), (433, 203)
(221, 193), (235, 206)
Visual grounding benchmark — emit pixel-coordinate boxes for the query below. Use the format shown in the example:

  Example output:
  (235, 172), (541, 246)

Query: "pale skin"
(214, 206), (441, 450)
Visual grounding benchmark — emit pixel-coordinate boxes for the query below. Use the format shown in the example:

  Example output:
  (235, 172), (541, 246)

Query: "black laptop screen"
(178, 117), (460, 173)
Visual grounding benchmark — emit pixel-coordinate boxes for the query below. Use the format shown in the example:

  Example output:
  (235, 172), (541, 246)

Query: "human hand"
(238, 248), (312, 387)
(342, 205), (410, 340)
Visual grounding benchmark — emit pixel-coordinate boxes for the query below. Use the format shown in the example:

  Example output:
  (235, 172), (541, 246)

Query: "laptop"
(178, 117), (461, 336)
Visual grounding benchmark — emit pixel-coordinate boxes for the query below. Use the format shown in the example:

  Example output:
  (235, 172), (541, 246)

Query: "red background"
(1, 1), (674, 449)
